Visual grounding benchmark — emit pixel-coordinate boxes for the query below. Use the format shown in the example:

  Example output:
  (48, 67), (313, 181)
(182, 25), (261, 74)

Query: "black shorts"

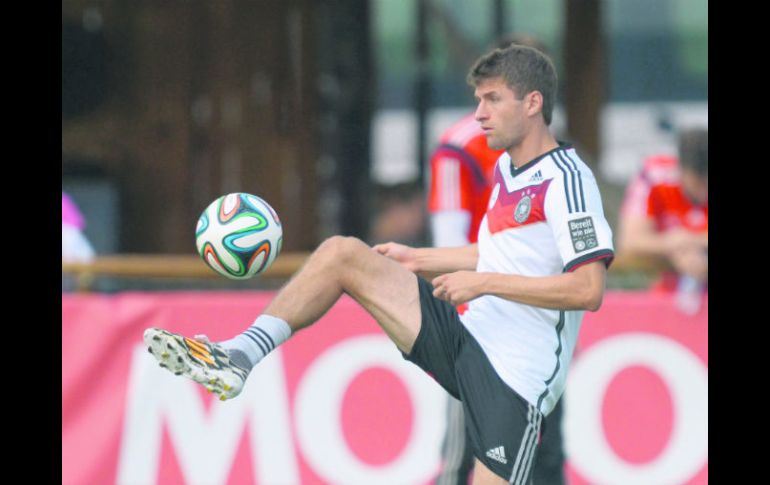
(403, 277), (544, 484)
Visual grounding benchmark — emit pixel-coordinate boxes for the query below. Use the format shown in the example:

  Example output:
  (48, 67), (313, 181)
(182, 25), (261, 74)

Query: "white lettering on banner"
(116, 346), (299, 485)
(294, 335), (446, 485)
(565, 333), (708, 485)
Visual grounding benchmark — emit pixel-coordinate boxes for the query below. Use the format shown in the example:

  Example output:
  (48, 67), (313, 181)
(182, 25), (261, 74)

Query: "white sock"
(220, 314), (292, 369)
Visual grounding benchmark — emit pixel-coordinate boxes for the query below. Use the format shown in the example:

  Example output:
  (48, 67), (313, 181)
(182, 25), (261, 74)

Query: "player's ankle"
(219, 314), (292, 368)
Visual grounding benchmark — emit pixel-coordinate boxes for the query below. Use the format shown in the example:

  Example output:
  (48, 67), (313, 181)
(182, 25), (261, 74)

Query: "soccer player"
(428, 35), (566, 485)
(145, 45), (614, 485)
(617, 127), (707, 312)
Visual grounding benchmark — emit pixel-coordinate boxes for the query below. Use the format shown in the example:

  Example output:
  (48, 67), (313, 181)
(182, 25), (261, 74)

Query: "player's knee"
(316, 236), (367, 265)
(315, 236), (343, 262)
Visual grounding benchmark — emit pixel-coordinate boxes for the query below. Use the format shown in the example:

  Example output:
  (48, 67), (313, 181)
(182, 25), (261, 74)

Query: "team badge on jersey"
(514, 195), (532, 223)
(569, 217), (599, 253)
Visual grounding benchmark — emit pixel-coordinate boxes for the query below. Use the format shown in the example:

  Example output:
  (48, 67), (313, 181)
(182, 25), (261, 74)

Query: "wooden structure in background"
(63, 0), (322, 253)
(62, 251), (667, 293)
(564, 0), (605, 169)
(63, 0), (608, 254)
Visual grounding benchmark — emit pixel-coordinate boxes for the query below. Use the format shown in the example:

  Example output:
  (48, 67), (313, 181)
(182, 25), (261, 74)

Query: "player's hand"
(432, 271), (485, 306)
(373, 242), (419, 272)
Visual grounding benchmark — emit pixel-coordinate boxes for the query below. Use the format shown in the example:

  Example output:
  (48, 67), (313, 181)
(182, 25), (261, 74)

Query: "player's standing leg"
(435, 396), (475, 485)
(530, 398), (566, 484)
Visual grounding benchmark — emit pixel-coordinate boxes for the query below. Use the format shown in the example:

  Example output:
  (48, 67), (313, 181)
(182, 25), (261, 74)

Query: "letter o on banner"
(294, 335), (444, 485)
(565, 333), (708, 485)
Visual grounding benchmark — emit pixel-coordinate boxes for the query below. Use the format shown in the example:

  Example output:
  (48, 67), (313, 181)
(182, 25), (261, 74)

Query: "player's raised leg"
(261, 236), (421, 351)
(145, 235), (422, 399)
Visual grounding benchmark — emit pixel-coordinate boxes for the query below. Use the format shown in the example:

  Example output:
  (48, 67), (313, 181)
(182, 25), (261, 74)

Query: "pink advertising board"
(62, 291), (707, 484)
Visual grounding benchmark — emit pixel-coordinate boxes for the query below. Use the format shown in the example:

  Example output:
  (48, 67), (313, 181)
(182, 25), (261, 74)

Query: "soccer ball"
(195, 193), (283, 280)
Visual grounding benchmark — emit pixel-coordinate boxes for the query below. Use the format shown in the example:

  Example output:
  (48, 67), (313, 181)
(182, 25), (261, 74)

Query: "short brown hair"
(467, 45), (557, 126)
(678, 127), (708, 176)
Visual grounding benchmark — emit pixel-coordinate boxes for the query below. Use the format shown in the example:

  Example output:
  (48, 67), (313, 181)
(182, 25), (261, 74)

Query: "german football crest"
(514, 195), (532, 223)
(486, 179), (551, 234)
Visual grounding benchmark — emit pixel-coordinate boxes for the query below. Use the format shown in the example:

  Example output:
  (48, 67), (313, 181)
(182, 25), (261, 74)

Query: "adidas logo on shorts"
(486, 445), (508, 464)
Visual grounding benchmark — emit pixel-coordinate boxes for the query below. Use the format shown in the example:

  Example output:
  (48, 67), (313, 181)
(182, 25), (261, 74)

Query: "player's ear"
(525, 91), (543, 119)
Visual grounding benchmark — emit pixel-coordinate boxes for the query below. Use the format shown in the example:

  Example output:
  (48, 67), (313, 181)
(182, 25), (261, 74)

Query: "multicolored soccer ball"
(195, 193), (283, 280)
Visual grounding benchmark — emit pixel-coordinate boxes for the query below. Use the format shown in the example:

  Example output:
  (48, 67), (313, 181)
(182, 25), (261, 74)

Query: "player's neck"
(507, 126), (559, 169)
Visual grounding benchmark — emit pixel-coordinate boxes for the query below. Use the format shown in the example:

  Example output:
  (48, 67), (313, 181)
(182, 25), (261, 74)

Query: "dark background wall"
(63, 0), (372, 254)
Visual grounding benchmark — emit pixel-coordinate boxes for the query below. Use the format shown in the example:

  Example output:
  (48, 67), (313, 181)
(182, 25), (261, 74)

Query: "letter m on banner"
(116, 346), (299, 485)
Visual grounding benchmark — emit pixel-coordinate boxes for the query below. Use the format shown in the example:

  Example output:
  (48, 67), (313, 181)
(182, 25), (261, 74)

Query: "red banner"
(62, 291), (707, 485)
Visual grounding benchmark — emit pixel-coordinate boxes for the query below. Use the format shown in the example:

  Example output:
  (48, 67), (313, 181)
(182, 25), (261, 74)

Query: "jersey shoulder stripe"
(550, 154), (574, 213)
(552, 151), (581, 213)
(560, 151), (586, 212)
(550, 150), (586, 213)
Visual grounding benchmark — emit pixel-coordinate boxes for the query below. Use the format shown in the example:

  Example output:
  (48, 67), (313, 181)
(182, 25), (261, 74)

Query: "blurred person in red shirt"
(618, 127), (707, 313)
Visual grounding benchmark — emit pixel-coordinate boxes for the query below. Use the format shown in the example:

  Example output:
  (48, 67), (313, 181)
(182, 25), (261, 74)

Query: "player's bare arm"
(373, 242), (478, 279)
(669, 246), (708, 282)
(619, 217), (705, 259)
(432, 260), (607, 311)
(618, 216), (670, 257)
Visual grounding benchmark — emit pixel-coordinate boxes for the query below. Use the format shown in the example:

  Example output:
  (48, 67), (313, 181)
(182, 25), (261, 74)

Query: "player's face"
(474, 77), (528, 151)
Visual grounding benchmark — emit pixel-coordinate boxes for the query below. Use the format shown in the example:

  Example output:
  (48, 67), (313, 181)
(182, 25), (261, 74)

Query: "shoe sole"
(143, 328), (240, 401)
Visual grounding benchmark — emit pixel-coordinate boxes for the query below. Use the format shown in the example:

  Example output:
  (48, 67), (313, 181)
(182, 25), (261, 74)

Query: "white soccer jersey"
(459, 145), (614, 416)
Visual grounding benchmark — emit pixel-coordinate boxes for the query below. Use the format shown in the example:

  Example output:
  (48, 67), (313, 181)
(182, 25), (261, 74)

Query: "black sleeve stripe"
(563, 249), (615, 273)
(553, 152), (579, 213)
(556, 151), (580, 212)
(562, 151), (586, 212)
(556, 150), (585, 212)
(551, 155), (574, 213)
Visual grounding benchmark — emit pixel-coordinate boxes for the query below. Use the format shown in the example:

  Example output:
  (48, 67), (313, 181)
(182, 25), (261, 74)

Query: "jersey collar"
(509, 142), (573, 178)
